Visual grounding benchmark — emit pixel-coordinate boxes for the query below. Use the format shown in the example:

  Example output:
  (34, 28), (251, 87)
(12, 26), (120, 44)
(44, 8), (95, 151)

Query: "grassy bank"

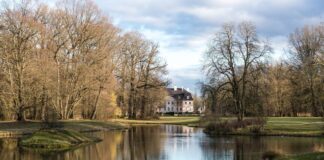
(264, 117), (323, 136)
(205, 117), (324, 137)
(112, 116), (200, 125)
(0, 120), (127, 137)
(278, 152), (324, 160)
(20, 129), (101, 152)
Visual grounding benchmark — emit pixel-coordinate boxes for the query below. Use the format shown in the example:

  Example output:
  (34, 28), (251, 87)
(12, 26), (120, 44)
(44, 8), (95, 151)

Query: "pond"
(0, 125), (323, 160)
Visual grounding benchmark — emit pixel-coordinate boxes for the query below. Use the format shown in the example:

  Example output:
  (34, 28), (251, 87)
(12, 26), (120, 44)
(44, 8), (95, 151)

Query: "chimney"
(174, 86), (177, 91)
(181, 86), (184, 91)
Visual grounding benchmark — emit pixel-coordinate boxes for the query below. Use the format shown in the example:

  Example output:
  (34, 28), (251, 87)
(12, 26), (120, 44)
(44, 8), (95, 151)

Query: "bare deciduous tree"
(203, 21), (271, 121)
(0, 0), (45, 121)
(289, 24), (323, 116)
(116, 33), (168, 119)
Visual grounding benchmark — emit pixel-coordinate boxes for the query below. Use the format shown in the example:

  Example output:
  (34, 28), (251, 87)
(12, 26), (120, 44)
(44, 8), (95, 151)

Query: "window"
(189, 102), (191, 104)
(172, 102), (174, 105)
(168, 102), (170, 105)
(185, 102), (187, 104)
(187, 96), (189, 99)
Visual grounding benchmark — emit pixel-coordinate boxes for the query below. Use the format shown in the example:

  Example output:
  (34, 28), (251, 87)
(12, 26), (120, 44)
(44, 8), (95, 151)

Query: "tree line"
(202, 21), (324, 121)
(0, 0), (168, 121)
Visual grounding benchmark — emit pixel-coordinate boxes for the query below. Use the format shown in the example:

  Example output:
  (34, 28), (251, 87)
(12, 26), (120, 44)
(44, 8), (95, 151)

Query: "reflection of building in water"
(165, 125), (194, 136)
(164, 125), (195, 154)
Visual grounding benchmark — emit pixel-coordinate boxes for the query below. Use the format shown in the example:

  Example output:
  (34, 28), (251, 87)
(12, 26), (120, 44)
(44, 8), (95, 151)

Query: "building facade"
(157, 87), (194, 114)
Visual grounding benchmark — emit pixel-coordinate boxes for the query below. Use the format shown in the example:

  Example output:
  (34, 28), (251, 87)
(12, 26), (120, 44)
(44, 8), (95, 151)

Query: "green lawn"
(278, 152), (324, 160)
(264, 117), (324, 136)
(0, 120), (127, 137)
(112, 116), (200, 125)
(20, 129), (101, 151)
(204, 117), (324, 136)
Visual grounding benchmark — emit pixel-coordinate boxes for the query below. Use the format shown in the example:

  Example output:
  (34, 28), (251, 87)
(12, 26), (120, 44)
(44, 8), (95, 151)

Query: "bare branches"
(0, 0), (123, 121)
(203, 21), (271, 121)
(115, 32), (168, 119)
(289, 24), (323, 116)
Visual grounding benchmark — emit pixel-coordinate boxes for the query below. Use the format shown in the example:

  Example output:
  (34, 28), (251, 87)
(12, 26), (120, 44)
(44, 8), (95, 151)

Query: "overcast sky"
(94, 0), (324, 93)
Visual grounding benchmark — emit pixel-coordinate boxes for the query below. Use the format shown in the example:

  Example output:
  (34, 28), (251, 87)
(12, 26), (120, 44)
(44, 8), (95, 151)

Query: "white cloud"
(138, 27), (208, 69)
(94, 0), (324, 90)
(137, 27), (206, 90)
(269, 36), (290, 61)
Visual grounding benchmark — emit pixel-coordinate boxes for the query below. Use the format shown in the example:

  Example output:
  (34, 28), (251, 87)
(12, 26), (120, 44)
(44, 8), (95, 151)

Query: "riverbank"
(0, 117), (200, 137)
(0, 120), (127, 137)
(112, 116), (200, 125)
(204, 117), (324, 137)
(0, 117), (322, 137)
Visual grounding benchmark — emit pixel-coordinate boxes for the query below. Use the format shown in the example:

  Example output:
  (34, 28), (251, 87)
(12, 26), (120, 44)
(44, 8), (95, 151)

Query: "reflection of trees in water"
(0, 127), (166, 160)
(45, 131), (124, 160)
(1, 128), (324, 160)
(0, 138), (19, 160)
(121, 126), (166, 160)
(199, 136), (275, 160)
(200, 136), (324, 160)
(314, 143), (324, 152)
(0, 138), (44, 160)
(260, 137), (315, 155)
(200, 137), (235, 160)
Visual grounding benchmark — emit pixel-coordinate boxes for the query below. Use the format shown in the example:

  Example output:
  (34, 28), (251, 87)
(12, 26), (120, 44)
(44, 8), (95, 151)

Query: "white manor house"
(157, 86), (194, 114)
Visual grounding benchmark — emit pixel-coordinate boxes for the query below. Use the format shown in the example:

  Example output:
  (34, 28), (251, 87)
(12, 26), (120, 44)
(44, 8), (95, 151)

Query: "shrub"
(204, 117), (267, 135)
(205, 121), (233, 134)
(262, 151), (281, 160)
(152, 114), (160, 120)
(249, 125), (263, 134)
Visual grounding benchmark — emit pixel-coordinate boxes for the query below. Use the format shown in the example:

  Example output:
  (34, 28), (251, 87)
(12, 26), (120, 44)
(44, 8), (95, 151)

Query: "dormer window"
(187, 96), (189, 99)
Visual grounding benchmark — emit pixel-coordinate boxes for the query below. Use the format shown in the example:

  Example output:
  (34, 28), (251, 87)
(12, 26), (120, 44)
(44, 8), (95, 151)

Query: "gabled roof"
(166, 88), (193, 100)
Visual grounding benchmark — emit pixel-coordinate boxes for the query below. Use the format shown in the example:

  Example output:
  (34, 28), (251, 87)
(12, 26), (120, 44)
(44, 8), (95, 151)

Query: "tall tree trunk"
(140, 93), (146, 119)
(128, 81), (134, 119)
(16, 107), (25, 121)
(310, 76), (317, 116)
(90, 86), (103, 120)
(17, 70), (25, 121)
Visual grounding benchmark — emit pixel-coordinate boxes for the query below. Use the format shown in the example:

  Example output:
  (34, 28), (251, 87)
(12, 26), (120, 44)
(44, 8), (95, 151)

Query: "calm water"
(0, 125), (323, 160)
